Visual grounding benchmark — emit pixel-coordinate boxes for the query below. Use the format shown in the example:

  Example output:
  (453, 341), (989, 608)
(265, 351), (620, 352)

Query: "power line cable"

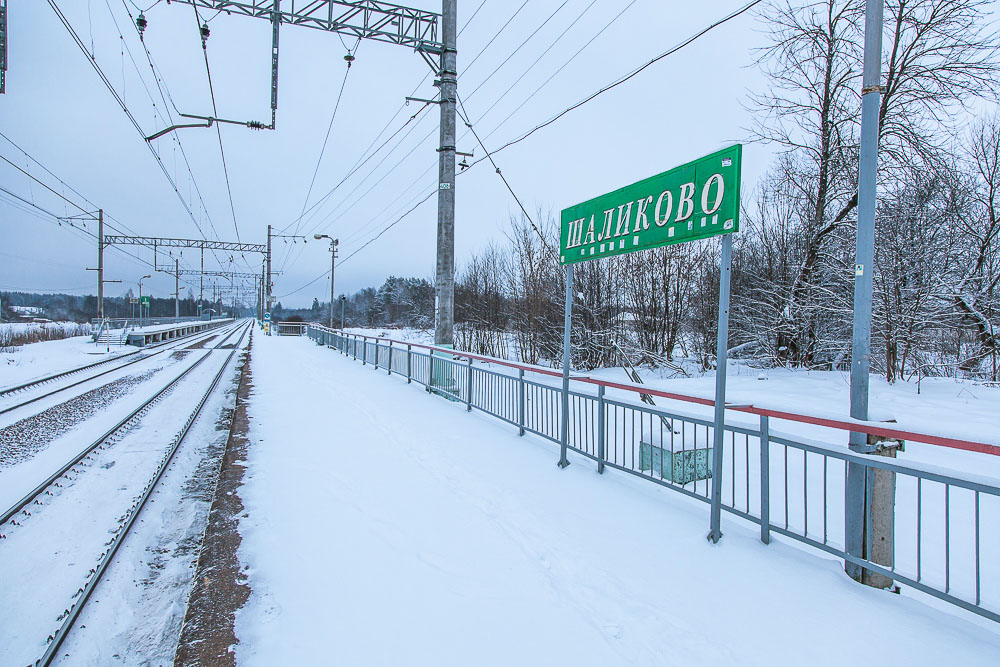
(191, 3), (246, 265)
(472, 0), (764, 163)
(47, 0), (224, 255)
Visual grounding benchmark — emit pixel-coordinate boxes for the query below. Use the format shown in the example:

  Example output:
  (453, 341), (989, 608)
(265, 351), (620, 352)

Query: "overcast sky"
(2, 0), (781, 307)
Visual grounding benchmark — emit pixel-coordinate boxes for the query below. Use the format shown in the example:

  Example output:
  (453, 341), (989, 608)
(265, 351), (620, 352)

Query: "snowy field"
(236, 334), (1000, 665)
(0, 334), (133, 388)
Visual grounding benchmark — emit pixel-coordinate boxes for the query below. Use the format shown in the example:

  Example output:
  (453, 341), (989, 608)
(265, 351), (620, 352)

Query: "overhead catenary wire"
(279, 38), (362, 275)
(471, 0), (766, 165)
(46, 0), (229, 262)
(329, 0), (764, 278)
(191, 3), (252, 274)
(117, 0), (230, 271)
(455, 95), (558, 261)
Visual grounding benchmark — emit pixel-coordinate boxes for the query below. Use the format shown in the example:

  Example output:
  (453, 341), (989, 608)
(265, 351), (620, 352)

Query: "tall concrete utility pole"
(434, 0), (457, 348)
(199, 248), (204, 315)
(846, 0), (884, 583)
(97, 209), (104, 319)
(266, 223), (273, 313)
(314, 234), (339, 328)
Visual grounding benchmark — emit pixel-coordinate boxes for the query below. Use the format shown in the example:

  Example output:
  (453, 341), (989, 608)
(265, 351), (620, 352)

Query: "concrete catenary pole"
(97, 209), (104, 319)
(433, 0), (457, 347)
(846, 0), (884, 583)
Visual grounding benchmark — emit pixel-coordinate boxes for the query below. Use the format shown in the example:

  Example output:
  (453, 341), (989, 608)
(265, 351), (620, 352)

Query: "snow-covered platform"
(238, 334), (1000, 665)
(125, 318), (233, 346)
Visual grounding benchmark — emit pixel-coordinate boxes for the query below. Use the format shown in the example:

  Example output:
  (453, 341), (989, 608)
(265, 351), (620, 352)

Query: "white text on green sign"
(560, 145), (741, 265)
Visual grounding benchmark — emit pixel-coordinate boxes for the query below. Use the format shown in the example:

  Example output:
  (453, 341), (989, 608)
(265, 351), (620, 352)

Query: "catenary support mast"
(434, 0), (457, 346)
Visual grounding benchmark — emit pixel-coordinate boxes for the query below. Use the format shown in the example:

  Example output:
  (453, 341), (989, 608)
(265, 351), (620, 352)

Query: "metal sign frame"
(557, 145), (742, 543)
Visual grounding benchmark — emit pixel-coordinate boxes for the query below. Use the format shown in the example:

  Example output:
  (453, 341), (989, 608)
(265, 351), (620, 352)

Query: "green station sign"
(560, 145), (742, 265)
(140, 296), (150, 306)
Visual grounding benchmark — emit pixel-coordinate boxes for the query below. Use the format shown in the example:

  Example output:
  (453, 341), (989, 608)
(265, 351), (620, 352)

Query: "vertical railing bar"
(822, 457), (828, 545)
(518, 369), (525, 436)
(889, 469), (896, 571)
(865, 467), (874, 568)
(975, 490), (980, 606)
(466, 357), (472, 411)
(804, 450), (809, 539)
(595, 388), (606, 473)
(760, 415), (770, 545)
(945, 483), (951, 594)
(916, 476), (922, 582)
(406, 344), (412, 383)
(730, 429), (735, 507)
(744, 433), (749, 513)
(388, 341), (393, 375)
(784, 444), (789, 530)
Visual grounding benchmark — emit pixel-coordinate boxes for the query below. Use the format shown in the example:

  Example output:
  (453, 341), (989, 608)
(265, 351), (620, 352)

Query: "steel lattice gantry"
(166, 1), (458, 349)
(169, 1), (441, 52)
(103, 235), (266, 254)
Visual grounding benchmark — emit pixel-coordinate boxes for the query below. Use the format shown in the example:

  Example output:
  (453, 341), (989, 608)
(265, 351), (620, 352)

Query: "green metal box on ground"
(639, 443), (712, 485)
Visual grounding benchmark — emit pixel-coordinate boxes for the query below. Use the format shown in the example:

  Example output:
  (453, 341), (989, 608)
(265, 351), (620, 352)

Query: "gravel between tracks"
(0, 368), (160, 468)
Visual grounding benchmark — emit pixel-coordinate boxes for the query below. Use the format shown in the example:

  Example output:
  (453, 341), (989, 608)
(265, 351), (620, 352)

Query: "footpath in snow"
(236, 333), (1000, 666)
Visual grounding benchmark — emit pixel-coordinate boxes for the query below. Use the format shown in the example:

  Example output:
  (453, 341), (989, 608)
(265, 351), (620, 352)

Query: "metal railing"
(274, 321), (311, 336)
(90, 316), (205, 328)
(307, 325), (1000, 624)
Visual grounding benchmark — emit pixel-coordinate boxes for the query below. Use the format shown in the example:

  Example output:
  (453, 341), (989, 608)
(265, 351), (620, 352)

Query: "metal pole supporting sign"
(708, 232), (733, 543)
(558, 263), (574, 468)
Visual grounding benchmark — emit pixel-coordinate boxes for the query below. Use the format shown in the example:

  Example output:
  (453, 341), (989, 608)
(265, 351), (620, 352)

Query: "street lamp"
(314, 234), (339, 329)
(138, 274), (152, 328)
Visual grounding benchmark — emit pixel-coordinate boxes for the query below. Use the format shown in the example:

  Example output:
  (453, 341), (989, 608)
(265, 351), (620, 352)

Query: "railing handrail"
(311, 324), (1000, 457)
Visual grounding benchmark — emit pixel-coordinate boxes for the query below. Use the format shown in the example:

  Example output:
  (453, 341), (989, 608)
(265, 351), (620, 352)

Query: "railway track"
(0, 321), (252, 666)
(0, 320), (244, 418)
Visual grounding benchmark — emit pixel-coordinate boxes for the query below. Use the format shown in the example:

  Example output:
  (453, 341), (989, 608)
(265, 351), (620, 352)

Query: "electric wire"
(118, 0), (229, 271)
(456, 95), (557, 260)
(47, 0), (224, 258)
(471, 0), (765, 164)
(273, 0), (487, 238)
(191, 3), (247, 269)
(331, 0), (761, 276)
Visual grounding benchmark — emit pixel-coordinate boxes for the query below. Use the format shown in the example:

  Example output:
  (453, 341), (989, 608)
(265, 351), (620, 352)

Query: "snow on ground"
(57, 340), (249, 666)
(0, 343), (242, 666)
(0, 334), (133, 388)
(236, 334), (1000, 666)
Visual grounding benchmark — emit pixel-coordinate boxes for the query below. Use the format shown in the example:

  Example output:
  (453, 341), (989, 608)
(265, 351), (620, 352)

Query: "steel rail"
(0, 320), (237, 405)
(0, 321), (249, 529)
(36, 321), (252, 665)
(0, 322), (242, 419)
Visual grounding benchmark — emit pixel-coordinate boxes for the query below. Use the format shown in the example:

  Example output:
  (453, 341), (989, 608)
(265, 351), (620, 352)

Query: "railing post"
(427, 351), (434, 393)
(597, 385), (606, 474)
(760, 415), (770, 545)
(362, 337), (366, 365)
(406, 345), (412, 383)
(466, 357), (473, 411)
(375, 340), (380, 369)
(518, 368), (525, 436)
(353, 335), (357, 360)
(388, 341), (393, 375)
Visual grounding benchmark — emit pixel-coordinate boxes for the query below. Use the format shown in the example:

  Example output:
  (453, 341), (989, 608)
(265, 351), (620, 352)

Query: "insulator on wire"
(136, 13), (147, 39)
(200, 22), (211, 46)
(344, 53), (355, 68)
